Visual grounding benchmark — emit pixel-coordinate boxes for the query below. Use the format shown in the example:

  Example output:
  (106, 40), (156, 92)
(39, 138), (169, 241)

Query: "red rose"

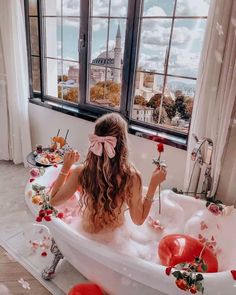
(41, 251), (47, 257)
(165, 267), (172, 276)
(175, 279), (189, 291)
(36, 216), (42, 222)
(57, 212), (64, 219)
(29, 178), (35, 183)
(190, 285), (197, 294)
(208, 203), (221, 216)
(46, 209), (53, 215)
(157, 143), (164, 153)
(231, 270), (236, 280)
(44, 215), (51, 222)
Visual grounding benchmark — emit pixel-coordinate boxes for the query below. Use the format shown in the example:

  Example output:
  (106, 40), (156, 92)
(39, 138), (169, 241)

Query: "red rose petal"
(231, 270), (236, 280)
(157, 143), (164, 153)
(57, 212), (64, 219)
(53, 164), (58, 168)
(165, 267), (172, 276)
(41, 251), (47, 257)
(30, 178), (35, 183)
(44, 215), (51, 222)
(36, 216), (42, 222)
(46, 209), (53, 215)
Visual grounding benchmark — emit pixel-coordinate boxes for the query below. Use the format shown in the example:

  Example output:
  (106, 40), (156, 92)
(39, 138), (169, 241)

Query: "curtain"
(0, 0), (31, 166)
(184, 0), (236, 196)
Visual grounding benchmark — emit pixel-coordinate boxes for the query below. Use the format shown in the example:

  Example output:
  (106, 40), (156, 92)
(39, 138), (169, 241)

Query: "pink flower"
(30, 168), (40, 178)
(208, 203), (221, 216)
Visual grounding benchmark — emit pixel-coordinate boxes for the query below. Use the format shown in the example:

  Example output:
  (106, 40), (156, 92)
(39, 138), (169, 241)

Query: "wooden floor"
(0, 246), (52, 295)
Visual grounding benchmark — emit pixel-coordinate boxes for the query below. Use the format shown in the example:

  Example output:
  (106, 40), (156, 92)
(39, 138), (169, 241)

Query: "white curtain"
(0, 0), (31, 166)
(184, 0), (236, 195)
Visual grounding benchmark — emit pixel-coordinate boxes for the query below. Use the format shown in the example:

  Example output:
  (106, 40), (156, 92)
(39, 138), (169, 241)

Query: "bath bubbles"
(121, 277), (131, 286)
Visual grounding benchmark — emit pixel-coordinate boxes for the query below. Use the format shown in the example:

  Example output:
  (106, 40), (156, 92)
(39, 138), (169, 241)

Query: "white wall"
(29, 103), (187, 189)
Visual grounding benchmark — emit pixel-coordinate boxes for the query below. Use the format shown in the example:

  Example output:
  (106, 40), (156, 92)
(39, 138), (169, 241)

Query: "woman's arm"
(128, 167), (167, 225)
(50, 167), (82, 206)
(49, 150), (81, 207)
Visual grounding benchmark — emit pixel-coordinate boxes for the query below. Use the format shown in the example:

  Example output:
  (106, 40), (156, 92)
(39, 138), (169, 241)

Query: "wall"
(29, 103), (187, 189)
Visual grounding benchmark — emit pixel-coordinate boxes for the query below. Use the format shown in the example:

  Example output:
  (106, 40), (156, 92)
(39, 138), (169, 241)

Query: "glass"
(107, 19), (126, 69)
(44, 17), (61, 59)
(110, 0), (128, 17)
(43, 0), (61, 16)
(89, 65), (120, 108)
(91, 0), (109, 17)
(143, 0), (175, 16)
(168, 19), (207, 78)
(61, 61), (79, 103)
(45, 58), (62, 98)
(62, 18), (80, 61)
(161, 76), (196, 133)
(138, 19), (172, 73)
(32, 57), (41, 92)
(90, 18), (108, 62)
(29, 0), (38, 16)
(132, 73), (164, 124)
(62, 0), (80, 16)
(30, 17), (39, 56)
(176, 0), (211, 16)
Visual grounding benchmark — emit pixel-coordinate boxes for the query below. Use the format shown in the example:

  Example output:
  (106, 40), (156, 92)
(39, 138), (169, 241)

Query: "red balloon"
(158, 234), (218, 273)
(68, 283), (103, 295)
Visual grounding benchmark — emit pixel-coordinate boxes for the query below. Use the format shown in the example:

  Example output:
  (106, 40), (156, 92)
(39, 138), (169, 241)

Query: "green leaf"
(206, 201), (211, 207)
(172, 271), (183, 279)
(196, 274), (204, 281)
(201, 263), (208, 272)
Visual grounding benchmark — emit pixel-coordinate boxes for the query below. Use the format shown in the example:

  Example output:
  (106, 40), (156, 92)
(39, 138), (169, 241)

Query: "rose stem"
(158, 152), (161, 215)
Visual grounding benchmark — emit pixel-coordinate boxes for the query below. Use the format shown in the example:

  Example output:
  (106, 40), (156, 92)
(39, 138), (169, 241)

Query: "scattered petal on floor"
(18, 278), (31, 290)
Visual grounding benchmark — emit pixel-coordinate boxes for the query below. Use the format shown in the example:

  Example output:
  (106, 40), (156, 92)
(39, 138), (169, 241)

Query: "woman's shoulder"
(129, 165), (142, 183)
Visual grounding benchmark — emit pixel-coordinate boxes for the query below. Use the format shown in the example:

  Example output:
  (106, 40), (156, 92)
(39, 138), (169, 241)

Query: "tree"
(147, 93), (162, 108)
(153, 107), (169, 124)
(90, 81), (121, 106)
(174, 95), (189, 119)
(184, 97), (194, 119)
(64, 87), (79, 102)
(147, 93), (176, 119)
(134, 95), (147, 106)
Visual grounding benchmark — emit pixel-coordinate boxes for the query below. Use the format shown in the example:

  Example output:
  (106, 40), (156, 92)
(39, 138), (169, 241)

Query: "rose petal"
(231, 270), (236, 280)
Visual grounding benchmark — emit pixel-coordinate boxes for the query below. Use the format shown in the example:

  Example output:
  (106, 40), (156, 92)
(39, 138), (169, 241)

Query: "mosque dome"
(92, 49), (116, 66)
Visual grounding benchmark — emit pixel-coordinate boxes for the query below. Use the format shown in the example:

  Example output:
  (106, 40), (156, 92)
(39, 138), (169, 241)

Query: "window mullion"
(122, 0), (142, 119)
(79, 0), (89, 107)
(38, 0), (45, 102)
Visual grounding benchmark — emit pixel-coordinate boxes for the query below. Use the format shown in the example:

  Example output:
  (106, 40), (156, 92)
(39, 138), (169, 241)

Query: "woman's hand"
(147, 166), (167, 197)
(62, 150), (80, 173)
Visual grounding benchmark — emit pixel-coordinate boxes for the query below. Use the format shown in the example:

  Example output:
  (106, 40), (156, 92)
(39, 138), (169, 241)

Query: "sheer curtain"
(184, 0), (236, 196)
(0, 0), (31, 165)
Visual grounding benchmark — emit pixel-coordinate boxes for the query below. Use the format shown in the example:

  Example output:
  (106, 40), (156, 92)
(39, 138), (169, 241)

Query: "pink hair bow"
(89, 134), (117, 158)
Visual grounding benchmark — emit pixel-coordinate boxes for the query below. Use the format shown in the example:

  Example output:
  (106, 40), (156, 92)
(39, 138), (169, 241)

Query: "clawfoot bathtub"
(25, 166), (236, 295)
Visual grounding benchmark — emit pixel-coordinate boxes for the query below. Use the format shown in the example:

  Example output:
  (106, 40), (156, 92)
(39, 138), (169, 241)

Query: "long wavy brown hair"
(78, 113), (139, 233)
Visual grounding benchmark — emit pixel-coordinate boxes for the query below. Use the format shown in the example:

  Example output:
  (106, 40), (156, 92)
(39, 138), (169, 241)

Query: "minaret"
(113, 24), (122, 83)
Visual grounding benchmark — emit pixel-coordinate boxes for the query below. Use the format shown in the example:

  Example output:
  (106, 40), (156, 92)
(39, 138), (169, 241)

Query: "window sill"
(29, 98), (187, 151)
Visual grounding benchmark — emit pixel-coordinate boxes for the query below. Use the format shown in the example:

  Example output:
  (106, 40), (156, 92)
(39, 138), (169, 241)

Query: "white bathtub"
(25, 166), (236, 295)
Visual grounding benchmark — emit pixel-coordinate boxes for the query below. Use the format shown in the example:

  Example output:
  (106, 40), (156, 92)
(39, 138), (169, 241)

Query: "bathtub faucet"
(188, 134), (213, 199)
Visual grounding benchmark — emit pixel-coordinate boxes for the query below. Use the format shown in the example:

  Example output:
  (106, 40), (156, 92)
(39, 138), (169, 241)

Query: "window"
(25, 0), (211, 148)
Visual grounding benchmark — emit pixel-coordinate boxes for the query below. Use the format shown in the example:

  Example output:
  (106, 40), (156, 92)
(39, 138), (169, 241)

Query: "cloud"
(144, 6), (167, 17)
(91, 0), (128, 17)
(176, 0), (210, 16)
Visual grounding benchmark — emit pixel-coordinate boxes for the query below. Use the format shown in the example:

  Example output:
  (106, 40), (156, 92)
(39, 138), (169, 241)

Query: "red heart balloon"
(68, 283), (103, 295)
(158, 234), (218, 273)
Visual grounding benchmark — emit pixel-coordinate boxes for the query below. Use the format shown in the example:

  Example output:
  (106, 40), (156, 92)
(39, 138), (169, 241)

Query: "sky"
(44, 0), (211, 92)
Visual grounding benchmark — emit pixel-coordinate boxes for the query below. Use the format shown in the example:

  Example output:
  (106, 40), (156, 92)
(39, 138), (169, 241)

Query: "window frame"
(24, 0), (210, 150)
